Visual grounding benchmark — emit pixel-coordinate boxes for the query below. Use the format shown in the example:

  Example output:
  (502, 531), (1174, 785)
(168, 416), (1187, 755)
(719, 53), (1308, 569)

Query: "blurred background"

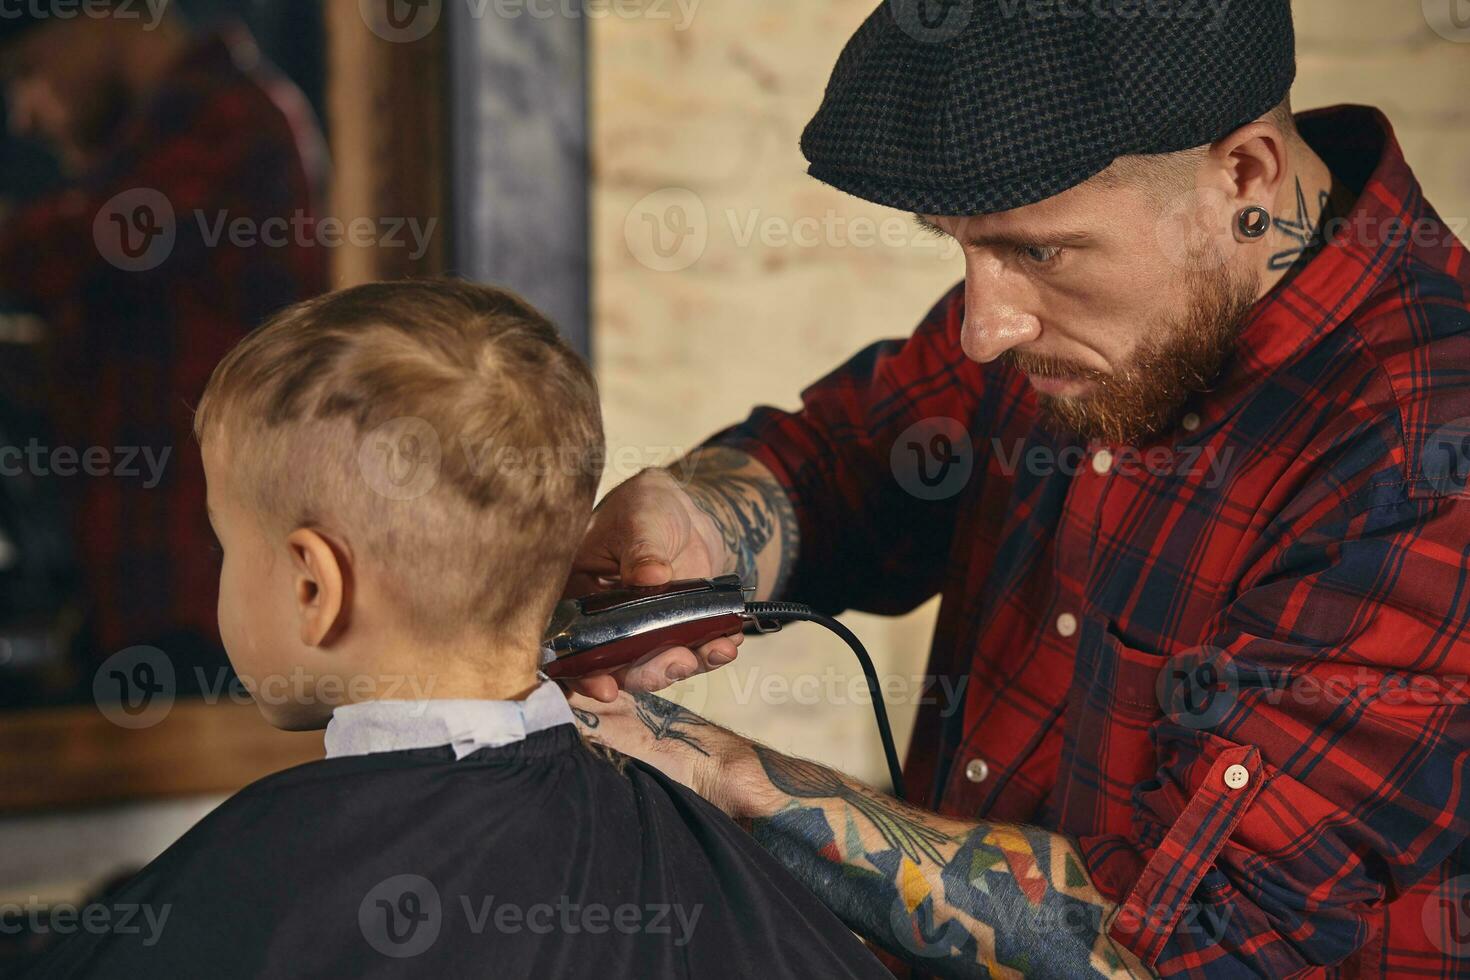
(0, 0), (1467, 971)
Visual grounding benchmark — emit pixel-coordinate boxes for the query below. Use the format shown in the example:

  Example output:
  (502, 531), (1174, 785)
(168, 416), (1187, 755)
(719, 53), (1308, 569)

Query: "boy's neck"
(359, 638), (545, 703)
(413, 671), (544, 702)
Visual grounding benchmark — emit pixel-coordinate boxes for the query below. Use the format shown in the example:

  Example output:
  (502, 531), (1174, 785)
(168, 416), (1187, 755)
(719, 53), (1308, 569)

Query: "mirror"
(0, 0), (448, 727)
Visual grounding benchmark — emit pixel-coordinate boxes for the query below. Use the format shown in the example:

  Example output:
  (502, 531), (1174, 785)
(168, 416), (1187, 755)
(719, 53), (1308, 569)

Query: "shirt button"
(1091, 449), (1113, 475)
(1055, 612), (1078, 637)
(1181, 412), (1201, 432)
(964, 758), (990, 783)
(1223, 764), (1250, 790)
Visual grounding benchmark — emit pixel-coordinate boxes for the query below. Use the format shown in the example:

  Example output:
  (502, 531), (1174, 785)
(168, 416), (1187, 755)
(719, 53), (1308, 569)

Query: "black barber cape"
(26, 724), (890, 978)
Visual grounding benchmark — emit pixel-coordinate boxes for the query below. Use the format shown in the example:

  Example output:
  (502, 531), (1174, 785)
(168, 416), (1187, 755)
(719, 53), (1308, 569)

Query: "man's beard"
(1006, 264), (1262, 445)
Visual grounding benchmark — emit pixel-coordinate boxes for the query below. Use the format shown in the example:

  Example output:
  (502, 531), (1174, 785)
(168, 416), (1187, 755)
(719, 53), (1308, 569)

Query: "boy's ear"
(286, 528), (351, 647)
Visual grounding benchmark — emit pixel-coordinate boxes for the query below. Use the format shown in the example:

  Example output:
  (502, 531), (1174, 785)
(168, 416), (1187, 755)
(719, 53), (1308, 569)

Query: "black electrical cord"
(743, 601), (907, 801)
(744, 602), (928, 980)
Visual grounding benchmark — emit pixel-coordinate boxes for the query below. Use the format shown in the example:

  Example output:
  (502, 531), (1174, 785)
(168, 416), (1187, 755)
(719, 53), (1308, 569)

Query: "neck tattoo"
(1268, 176), (1346, 273)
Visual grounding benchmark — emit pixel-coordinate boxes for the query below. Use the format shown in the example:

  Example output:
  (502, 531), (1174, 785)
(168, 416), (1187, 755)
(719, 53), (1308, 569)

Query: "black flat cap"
(802, 0), (1296, 215)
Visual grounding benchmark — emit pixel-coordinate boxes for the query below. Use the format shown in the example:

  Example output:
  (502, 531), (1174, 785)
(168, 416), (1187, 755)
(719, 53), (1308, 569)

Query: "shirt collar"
(323, 678), (575, 760)
(1190, 105), (1422, 433)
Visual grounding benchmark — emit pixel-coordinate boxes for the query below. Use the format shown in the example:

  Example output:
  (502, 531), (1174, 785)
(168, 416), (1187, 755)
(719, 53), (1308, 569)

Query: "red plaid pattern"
(0, 28), (328, 661)
(710, 106), (1470, 977)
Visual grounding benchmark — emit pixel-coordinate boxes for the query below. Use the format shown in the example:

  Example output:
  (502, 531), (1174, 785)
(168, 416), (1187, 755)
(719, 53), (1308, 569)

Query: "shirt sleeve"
(1078, 483), (1470, 977)
(701, 281), (1003, 614)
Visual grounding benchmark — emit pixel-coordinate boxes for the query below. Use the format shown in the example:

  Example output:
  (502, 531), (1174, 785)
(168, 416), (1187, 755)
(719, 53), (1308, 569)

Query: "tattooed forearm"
(673, 446), (799, 599)
(631, 693), (711, 756)
(758, 749), (950, 865)
(748, 746), (1153, 979)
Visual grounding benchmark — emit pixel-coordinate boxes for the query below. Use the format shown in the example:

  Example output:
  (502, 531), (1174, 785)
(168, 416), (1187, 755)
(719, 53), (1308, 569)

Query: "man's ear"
(1203, 119), (1291, 213)
(286, 528), (351, 647)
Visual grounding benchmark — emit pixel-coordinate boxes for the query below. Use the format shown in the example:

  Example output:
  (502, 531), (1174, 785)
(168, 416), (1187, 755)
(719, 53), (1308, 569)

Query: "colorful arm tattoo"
(749, 746), (1154, 979)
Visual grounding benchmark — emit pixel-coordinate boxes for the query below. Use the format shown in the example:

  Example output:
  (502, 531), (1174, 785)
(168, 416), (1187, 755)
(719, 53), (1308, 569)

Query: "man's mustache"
(1004, 350), (1107, 384)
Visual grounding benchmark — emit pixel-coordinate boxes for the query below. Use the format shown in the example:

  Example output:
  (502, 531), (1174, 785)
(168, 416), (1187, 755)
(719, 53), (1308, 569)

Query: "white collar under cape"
(323, 676), (575, 760)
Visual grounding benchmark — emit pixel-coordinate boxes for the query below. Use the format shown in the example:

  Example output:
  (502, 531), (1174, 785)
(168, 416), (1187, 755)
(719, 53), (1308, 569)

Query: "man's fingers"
(564, 674), (622, 703)
(617, 647), (699, 692)
(617, 632), (744, 693)
(561, 570), (608, 600)
(620, 544), (676, 586)
(696, 634), (741, 669)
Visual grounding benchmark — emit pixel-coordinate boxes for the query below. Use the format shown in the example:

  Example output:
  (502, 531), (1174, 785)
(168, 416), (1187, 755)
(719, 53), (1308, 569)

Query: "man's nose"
(961, 257), (1040, 363)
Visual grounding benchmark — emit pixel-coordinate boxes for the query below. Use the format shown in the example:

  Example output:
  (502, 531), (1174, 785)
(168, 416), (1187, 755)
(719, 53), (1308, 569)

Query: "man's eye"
(1017, 245), (1063, 265)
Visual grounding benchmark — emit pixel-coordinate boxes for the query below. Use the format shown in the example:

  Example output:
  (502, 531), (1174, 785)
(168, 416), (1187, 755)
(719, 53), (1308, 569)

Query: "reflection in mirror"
(0, 0), (331, 712)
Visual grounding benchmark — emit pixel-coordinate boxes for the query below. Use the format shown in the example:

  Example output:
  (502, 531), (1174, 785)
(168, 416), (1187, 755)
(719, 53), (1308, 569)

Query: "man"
(0, 4), (327, 677)
(568, 1), (1470, 977)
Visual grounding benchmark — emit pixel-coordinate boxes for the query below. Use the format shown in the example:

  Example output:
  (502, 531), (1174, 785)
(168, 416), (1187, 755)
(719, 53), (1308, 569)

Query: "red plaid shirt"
(0, 28), (327, 660)
(710, 106), (1470, 977)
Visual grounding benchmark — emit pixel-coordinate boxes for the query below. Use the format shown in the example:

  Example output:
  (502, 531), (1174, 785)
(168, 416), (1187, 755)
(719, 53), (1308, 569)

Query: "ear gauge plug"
(1235, 206), (1272, 241)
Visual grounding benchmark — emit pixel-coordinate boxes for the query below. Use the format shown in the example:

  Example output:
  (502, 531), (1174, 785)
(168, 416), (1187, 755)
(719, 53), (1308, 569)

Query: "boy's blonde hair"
(194, 278), (604, 647)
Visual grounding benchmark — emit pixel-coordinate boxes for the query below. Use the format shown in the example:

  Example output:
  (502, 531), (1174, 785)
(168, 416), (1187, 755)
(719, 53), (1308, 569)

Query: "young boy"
(28, 280), (889, 978)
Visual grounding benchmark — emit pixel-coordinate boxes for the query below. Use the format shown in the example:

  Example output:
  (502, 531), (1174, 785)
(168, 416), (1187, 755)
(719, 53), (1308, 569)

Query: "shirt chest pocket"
(1053, 619), (1171, 837)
